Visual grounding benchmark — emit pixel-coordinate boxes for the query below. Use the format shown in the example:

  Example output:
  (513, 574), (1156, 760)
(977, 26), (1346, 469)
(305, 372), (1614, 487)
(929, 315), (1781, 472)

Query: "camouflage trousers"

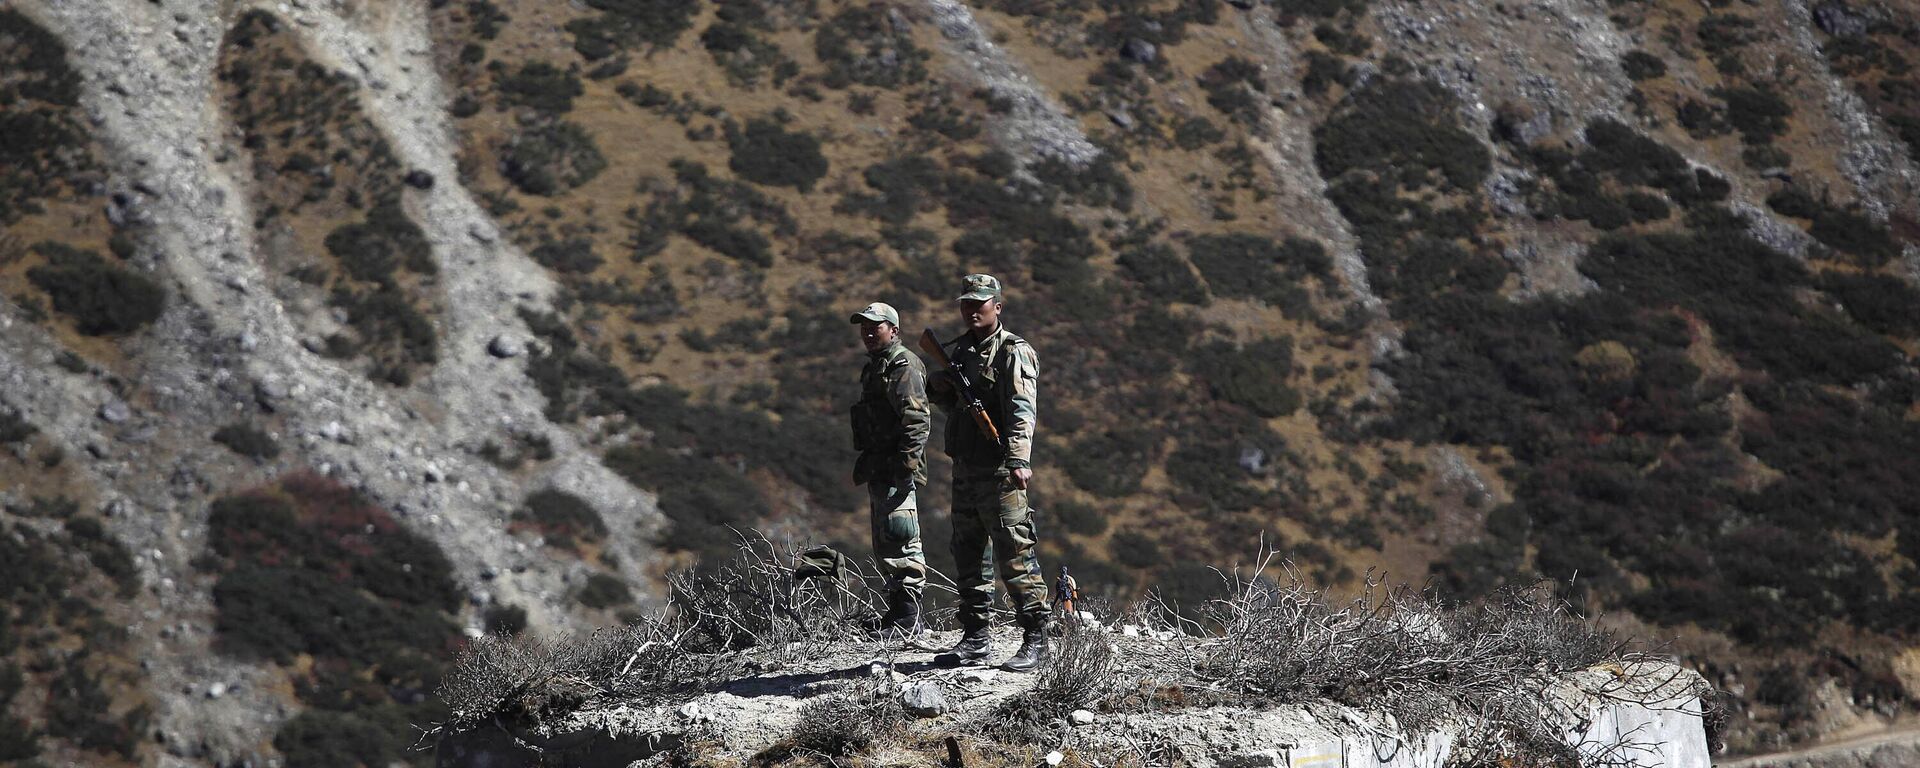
(868, 481), (926, 597)
(950, 472), (1047, 629)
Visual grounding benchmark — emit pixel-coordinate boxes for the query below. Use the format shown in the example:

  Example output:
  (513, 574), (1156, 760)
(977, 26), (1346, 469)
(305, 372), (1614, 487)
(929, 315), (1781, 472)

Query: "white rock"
(1070, 709), (1095, 725)
(901, 681), (949, 717)
(1045, 751), (1064, 766)
(1122, 625), (1141, 637)
(676, 703), (702, 722)
(98, 400), (131, 423)
(487, 334), (522, 358)
(206, 682), (226, 699)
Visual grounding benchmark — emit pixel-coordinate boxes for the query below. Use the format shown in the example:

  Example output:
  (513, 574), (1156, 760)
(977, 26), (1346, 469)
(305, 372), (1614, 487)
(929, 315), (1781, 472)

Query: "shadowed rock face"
(4, 0), (1920, 764)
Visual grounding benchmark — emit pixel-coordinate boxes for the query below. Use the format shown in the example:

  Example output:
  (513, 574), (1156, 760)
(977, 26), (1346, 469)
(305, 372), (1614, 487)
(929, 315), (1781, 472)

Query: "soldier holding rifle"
(922, 274), (1050, 672)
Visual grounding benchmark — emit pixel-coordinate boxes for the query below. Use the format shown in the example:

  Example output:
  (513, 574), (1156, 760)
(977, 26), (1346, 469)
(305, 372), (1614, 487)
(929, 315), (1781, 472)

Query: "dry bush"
(436, 611), (729, 730)
(1140, 549), (1703, 767)
(781, 681), (904, 760)
(986, 620), (1118, 741)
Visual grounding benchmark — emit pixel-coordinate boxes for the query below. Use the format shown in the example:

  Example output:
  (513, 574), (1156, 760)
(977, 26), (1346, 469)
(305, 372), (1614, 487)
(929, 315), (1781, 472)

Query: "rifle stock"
(919, 329), (1002, 444)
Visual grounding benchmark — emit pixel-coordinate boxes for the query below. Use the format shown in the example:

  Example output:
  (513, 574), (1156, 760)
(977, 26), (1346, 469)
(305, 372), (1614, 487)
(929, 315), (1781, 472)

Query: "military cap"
(956, 273), (1002, 302)
(849, 301), (900, 327)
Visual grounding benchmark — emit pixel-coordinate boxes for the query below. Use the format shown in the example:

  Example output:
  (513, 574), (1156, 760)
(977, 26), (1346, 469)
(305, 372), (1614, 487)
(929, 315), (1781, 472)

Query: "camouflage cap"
(849, 301), (900, 327)
(955, 273), (1002, 302)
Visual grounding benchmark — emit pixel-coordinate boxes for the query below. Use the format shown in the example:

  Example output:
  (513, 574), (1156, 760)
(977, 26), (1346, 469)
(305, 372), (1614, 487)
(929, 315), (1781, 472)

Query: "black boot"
(1001, 624), (1049, 673)
(939, 625), (992, 664)
(873, 592), (926, 644)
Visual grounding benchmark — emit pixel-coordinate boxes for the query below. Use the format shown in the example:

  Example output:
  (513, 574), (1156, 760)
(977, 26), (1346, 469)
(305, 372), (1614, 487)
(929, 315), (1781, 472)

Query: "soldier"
(848, 302), (932, 641)
(928, 274), (1049, 672)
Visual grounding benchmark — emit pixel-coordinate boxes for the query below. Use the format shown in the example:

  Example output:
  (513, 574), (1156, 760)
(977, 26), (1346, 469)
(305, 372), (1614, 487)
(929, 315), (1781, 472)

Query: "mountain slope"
(2, 0), (1919, 763)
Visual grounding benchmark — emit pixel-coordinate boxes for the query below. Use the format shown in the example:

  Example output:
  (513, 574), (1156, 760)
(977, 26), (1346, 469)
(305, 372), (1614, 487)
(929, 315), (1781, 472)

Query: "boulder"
(1813, 2), (1869, 37)
(1120, 38), (1158, 64)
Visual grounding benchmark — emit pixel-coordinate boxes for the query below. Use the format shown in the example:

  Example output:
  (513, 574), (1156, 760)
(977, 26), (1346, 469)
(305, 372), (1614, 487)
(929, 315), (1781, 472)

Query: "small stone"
(206, 682), (226, 699)
(901, 681), (949, 717)
(424, 463), (444, 483)
(1045, 751), (1065, 766)
(1122, 625), (1141, 637)
(487, 335), (523, 358)
(99, 400), (132, 424)
(1106, 109), (1135, 129)
(676, 702), (703, 722)
(1070, 709), (1096, 725)
(404, 169), (435, 189)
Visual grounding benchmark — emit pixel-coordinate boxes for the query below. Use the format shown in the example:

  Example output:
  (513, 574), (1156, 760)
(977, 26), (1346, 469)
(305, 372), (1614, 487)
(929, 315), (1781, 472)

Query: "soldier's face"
(859, 320), (896, 352)
(961, 298), (1000, 333)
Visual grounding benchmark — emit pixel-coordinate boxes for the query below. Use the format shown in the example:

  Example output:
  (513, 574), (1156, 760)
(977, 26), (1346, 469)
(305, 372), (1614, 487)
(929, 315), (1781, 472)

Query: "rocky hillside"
(3, 0), (1920, 764)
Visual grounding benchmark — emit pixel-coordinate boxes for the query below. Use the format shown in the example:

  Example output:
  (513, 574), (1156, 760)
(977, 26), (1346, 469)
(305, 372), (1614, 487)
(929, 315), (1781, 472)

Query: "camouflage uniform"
(931, 314), (1046, 632)
(851, 335), (931, 598)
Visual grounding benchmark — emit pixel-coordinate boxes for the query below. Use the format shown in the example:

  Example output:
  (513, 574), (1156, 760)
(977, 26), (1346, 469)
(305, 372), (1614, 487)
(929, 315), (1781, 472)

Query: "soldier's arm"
(1004, 342), (1038, 470)
(890, 361), (931, 473)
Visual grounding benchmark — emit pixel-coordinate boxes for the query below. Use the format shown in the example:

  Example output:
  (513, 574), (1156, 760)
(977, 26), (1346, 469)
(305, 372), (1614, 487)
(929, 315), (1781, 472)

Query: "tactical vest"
(852, 345), (913, 453)
(944, 331), (1022, 468)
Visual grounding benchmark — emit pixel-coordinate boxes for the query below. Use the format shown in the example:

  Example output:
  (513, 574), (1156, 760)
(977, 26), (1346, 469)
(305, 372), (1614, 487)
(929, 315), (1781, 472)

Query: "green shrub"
(604, 444), (766, 565)
(213, 422), (280, 458)
(514, 489), (608, 552)
(331, 286), (438, 383)
(566, 0), (698, 59)
(1109, 529), (1164, 568)
(0, 9), (89, 227)
(1200, 56), (1268, 126)
(1316, 79), (1489, 193)
(1620, 50), (1667, 80)
(683, 218), (773, 266)
(1714, 85), (1792, 144)
(502, 121), (607, 196)
(206, 476), (460, 666)
(273, 708), (414, 768)
(1050, 500), (1109, 537)
(576, 572), (633, 609)
(1301, 50), (1349, 96)
(1190, 338), (1301, 417)
(25, 242), (165, 335)
(324, 197), (436, 284)
(1166, 422), (1283, 512)
(1061, 427), (1160, 498)
(494, 61), (581, 115)
(530, 238), (603, 274)
(815, 6), (930, 89)
(0, 407), (35, 444)
(1174, 115), (1227, 149)
(1819, 272), (1920, 335)
(727, 118), (829, 192)
(44, 654), (142, 758)
(1116, 243), (1209, 305)
(1187, 234), (1329, 306)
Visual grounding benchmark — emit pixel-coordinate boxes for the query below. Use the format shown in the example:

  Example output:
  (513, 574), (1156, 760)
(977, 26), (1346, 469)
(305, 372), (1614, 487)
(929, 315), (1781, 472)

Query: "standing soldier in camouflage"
(928, 274), (1049, 672)
(849, 302), (932, 641)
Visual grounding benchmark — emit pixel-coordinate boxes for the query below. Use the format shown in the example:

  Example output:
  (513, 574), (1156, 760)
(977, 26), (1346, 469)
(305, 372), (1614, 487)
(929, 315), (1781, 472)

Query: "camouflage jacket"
(931, 325), (1037, 476)
(851, 341), (930, 487)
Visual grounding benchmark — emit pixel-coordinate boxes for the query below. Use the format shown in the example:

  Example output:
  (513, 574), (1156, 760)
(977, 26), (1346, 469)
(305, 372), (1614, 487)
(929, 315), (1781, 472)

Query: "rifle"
(918, 328), (1002, 444)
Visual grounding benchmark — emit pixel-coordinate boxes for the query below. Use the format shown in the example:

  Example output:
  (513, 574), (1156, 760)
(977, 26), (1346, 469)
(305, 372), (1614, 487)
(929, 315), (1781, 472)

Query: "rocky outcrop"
(435, 627), (1711, 768)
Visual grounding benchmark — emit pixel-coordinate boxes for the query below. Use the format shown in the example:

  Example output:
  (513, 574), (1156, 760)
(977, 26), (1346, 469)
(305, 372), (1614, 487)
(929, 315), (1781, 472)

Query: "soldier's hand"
(1011, 467), (1032, 489)
(927, 371), (956, 397)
